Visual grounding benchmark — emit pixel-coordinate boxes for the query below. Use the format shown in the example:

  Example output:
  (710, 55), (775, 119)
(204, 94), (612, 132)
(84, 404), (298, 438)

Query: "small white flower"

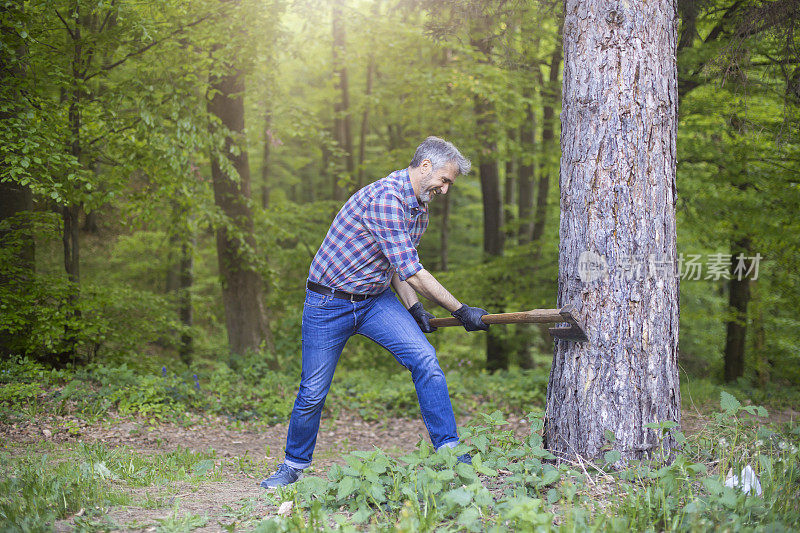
(790, 445), (798, 454)
(779, 441), (788, 451)
(755, 440), (764, 447)
(719, 437), (729, 448)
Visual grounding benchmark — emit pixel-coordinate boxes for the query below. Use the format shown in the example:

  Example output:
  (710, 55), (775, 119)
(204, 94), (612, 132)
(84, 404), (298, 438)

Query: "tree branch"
(84, 13), (213, 80)
(54, 9), (76, 40)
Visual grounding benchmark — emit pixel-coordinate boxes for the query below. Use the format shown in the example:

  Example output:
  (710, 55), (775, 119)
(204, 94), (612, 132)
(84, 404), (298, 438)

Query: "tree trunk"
(440, 193), (450, 271)
(56, 13), (85, 365)
(332, 0), (354, 200)
(724, 237), (752, 382)
(517, 86), (536, 245)
(751, 280), (768, 386)
(0, 3), (35, 280)
(207, 66), (276, 366)
(357, 1), (380, 190)
(472, 31), (507, 372)
(261, 107), (272, 209)
(504, 128), (516, 243)
(478, 145), (503, 258)
(531, 35), (562, 249)
(545, 0), (681, 463)
(178, 239), (194, 366)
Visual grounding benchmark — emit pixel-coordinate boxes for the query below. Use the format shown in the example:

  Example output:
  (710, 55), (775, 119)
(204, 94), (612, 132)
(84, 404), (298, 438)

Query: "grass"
(0, 442), (233, 532)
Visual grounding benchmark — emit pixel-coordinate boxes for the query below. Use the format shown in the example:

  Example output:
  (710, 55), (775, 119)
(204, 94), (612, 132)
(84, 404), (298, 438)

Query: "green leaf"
(702, 476), (724, 495)
(720, 391), (741, 413)
(456, 506), (481, 531)
(336, 475), (356, 500)
(444, 486), (473, 508)
(538, 469), (560, 487)
(368, 482), (385, 503)
(604, 429), (616, 444)
(350, 505), (371, 524)
(546, 488), (561, 504)
(604, 450), (622, 464)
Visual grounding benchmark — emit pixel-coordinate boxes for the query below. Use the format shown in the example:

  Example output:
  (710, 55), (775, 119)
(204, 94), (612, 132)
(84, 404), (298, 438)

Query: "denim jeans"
(283, 287), (459, 469)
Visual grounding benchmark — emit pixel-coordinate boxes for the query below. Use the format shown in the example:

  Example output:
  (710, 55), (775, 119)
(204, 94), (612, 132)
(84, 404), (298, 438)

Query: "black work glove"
(452, 304), (490, 332)
(408, 302), (437, 333)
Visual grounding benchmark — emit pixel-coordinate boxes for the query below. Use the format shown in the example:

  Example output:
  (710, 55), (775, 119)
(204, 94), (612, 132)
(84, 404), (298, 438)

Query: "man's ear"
(421, 159), (432, 174)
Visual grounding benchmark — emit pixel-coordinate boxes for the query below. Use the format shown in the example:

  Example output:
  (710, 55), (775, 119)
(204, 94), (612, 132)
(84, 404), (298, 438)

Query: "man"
(261, 136), (489, 488)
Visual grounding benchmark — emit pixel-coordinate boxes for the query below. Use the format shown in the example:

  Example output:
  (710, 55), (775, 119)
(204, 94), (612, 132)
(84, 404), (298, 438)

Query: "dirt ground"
(3, 405), (794, 531)
(1, 409), (532, 531)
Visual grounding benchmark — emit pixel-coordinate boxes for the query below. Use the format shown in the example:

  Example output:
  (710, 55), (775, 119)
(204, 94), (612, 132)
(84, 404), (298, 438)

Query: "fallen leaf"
(278, 501), (293, 516)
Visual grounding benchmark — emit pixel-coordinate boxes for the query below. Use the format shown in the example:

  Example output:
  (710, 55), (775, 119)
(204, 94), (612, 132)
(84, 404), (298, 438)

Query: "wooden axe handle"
(429, 309), (564, 328)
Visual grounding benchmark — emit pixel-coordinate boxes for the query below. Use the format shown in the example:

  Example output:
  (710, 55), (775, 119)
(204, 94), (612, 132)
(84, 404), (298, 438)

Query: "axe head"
(548, 303), (589, 343)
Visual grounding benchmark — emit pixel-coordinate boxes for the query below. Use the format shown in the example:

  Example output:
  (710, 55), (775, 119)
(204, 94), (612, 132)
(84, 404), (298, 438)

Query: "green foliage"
(254, 395), (799, 532)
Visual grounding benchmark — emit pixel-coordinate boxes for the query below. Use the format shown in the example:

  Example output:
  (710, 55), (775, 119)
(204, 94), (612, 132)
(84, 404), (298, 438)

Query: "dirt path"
(2, 409), (532, 531)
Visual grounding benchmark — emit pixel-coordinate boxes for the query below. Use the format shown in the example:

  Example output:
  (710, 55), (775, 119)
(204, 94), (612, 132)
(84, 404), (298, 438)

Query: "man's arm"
(403, 268), (462, 312)
(390, 273), (420, 309)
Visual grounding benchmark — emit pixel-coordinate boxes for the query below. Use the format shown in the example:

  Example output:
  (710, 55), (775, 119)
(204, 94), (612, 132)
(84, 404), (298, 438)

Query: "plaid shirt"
(308, 168), (428, 295)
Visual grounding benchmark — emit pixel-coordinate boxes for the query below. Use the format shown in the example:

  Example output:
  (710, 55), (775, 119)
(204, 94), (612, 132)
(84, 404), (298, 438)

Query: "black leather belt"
(306, 280), (371, 302)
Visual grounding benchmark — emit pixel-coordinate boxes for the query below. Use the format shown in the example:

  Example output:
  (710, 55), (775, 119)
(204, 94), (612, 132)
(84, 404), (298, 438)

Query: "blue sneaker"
(260, 463), (302, 489)
(457, 453), (472, 465)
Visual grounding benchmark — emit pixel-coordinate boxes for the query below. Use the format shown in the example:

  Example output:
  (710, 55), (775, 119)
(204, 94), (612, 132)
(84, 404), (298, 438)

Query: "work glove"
(408, 302), (437, 333)
(452, 304), (490, 332)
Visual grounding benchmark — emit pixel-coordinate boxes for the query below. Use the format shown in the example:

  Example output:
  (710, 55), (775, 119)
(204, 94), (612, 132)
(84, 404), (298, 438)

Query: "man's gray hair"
(409, 136), (471, 175)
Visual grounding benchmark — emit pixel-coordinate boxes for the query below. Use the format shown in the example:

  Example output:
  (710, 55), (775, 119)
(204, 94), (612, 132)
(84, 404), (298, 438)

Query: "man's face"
(418, 161), (457, 204)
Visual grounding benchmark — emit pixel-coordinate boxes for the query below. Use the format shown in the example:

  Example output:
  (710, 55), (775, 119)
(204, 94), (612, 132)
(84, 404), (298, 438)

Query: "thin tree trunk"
(0, 181), (34, 359)
(518, 86), (536, 245)
(0, 2), (35, 300)
(357, 0), (380, 190)
(440, 193), (450, 271)
(357, 59), (374, 190)
(472, 31), (507, 372)
(57, 10), (84, 365)
(545, 0), (680, 463)
(332, 0), (354, 200)
(504, 128), (516, 243)
(207, 65), (276, 367)
(178, 238), (194, 365)
(531, 33), (563, 249)
(751, 280), (768, 386)
(261, 107), (272, 209)
(724, 237), (752, 382)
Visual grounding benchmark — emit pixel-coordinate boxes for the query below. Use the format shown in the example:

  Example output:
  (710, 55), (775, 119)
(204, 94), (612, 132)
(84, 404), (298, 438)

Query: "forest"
(1, 0), (799, 531)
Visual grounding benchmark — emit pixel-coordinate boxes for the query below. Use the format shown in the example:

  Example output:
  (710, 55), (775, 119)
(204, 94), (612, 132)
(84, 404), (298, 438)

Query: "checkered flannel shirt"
(308, 168), (428, 295)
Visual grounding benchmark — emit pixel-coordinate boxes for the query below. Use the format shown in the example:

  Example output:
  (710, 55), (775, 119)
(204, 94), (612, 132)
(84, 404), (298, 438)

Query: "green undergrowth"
(0, 356), (550, 426)
(256, 395), (800, 532)
(0, 392), (797, 531)
(2, 356), (799, 437)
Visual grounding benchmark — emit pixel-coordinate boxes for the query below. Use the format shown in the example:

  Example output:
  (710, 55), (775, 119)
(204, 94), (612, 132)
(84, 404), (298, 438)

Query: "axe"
(429, 303), (589, 342)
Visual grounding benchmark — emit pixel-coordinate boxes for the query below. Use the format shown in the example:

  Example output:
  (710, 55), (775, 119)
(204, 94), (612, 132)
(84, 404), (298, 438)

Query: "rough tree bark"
(545, 0), (681, 462)
(207, 65), (276, 366)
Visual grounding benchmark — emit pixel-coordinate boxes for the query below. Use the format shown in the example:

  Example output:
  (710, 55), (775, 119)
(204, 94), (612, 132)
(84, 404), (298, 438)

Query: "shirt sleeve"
(362, 192), (423, 281)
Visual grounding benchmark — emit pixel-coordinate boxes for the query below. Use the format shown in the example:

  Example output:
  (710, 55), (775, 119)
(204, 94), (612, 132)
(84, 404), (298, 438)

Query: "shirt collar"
(400, 168), (426, 214)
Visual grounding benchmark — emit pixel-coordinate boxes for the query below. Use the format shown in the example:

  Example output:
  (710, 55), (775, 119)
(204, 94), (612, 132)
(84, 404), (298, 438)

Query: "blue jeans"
(283, 287), (460, 468)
